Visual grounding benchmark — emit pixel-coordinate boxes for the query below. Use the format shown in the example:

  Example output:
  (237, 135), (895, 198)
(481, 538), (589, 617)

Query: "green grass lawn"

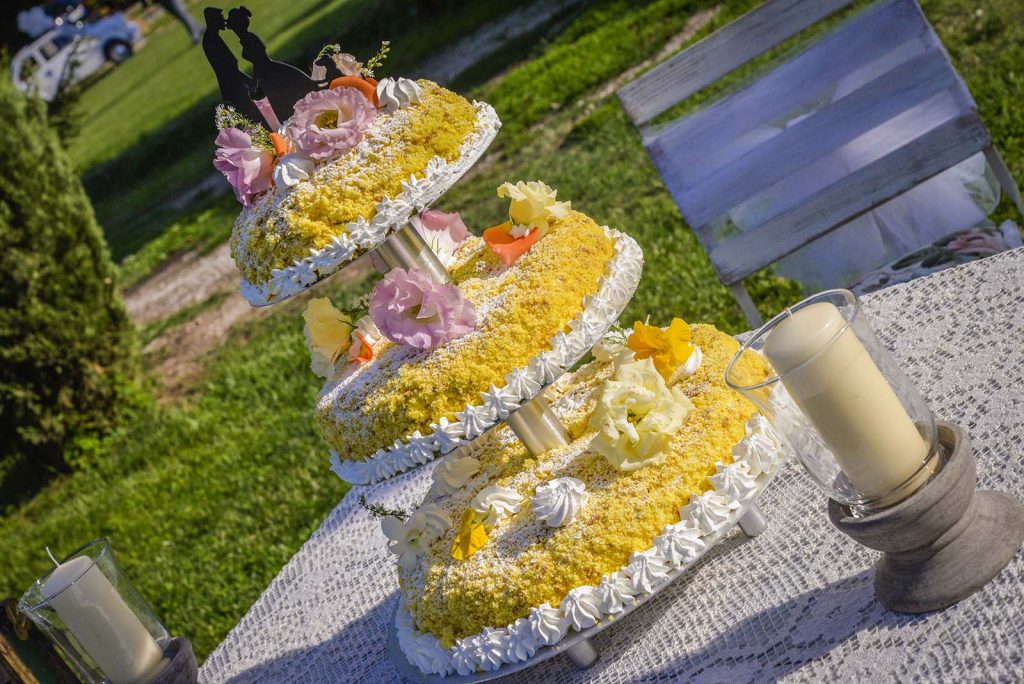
(0, 280), (362, 657)
(2, 0), (1022, 666)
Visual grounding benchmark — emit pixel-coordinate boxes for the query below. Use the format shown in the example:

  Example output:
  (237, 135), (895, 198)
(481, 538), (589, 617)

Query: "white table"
(200, 248), (1024, 682)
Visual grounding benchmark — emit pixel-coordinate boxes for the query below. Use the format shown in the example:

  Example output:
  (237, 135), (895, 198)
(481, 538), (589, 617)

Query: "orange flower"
(450, 509), (489, 560)
(483, 221), (540, 266)
(328, 75), (379, 106)
(269, 132), (289, 158)
(352, 332), (374, 363)
(626, 318), (694, 380)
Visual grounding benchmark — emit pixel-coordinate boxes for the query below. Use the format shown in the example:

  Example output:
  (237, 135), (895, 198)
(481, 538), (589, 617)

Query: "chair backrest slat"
(708, 111), (990, 284)
(657, 47), (963, 230)
(643, 0), (937, 186)
(618, 0), (857, 127)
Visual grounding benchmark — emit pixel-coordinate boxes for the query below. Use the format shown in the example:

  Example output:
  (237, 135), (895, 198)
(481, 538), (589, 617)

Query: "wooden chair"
(617, 0), (1024, 326)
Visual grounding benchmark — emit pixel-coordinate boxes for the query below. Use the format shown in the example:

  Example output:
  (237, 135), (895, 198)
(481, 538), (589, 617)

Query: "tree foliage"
(0, 67), (137, 478)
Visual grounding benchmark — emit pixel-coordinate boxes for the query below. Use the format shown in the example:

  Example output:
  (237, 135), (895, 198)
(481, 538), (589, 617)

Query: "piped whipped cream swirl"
(430, 453), (480, 496)
(528, 603), (567, 645)
(709, 461), (758, 502)
(654, 522), (706, 567)
(595, 572), (636, 614)
(681, 490), (735, 535)
(559, 586), (602, 631)
(532, 477), (588, 527)
(472, 486), (523, 524)
(732, 413), (783, 476)
(625, 550), (670, 593)
(503, 618), (540, 663)
(376, 77), (424, 114)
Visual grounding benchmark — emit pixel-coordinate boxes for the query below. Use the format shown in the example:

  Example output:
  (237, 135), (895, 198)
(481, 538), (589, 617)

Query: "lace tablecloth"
(200, 248), (1024, 683)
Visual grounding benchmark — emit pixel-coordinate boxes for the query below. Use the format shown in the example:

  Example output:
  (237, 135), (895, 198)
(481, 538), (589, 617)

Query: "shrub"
(0, 68), (137, 480)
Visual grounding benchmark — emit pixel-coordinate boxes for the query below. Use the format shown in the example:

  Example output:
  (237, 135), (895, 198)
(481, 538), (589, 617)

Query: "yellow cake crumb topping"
(399, 325), (770, 646)
(232, 81), (478, 284)
(316, 211), (614, 460)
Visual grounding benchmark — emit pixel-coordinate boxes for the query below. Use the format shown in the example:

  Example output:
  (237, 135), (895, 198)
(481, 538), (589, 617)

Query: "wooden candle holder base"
(151, 637), (198, 684)
(828, 422), (1024, 614)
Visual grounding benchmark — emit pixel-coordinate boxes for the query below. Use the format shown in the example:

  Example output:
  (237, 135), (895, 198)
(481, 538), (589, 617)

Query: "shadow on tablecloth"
(222, 592), (399, 683)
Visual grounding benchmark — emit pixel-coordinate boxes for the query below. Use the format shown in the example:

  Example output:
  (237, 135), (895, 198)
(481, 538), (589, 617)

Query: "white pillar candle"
(764, 301), (930, 500)
(42, 555), (166, 684)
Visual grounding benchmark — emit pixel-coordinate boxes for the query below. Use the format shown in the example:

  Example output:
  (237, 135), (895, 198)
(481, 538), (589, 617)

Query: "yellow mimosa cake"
(229, 80), (499, 305)
(387, 324), (783, 677)
(316, 204), (643, 484)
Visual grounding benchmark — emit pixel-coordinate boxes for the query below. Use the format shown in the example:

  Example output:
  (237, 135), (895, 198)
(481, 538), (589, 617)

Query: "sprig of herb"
(361, 40), (391, 78)
(358, 494), (409, 522)
(213, 104), (273, 151)
(348, 292), (371, 321)
(316, 43), (341, 61)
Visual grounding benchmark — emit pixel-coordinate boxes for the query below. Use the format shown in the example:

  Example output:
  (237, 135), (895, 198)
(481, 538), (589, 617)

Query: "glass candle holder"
(725, 289), (940, 511)
(19, 539), (170, 684)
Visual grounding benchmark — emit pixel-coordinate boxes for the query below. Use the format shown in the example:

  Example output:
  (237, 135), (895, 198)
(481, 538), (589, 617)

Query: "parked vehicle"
(11, 12), (143, 102)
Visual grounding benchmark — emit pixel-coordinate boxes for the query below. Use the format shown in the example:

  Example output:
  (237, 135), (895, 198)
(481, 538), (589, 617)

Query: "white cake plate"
(387, 473), (778, 682)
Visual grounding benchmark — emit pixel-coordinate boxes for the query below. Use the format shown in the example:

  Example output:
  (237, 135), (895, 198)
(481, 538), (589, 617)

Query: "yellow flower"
(589, 358), (694, 472)
(626, 318), (695, 381)
(496, 181), (571, 238)
(303, 298), (354, 378)
(451, 508), (489, 561)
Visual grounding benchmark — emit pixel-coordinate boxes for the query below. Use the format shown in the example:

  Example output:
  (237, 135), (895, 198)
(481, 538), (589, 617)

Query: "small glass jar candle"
(19, 539), (170, 684)
(725, 289), (939, 510)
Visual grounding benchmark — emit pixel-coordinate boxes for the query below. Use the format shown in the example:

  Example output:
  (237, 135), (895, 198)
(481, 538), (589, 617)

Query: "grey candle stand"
(151, 637), (198, 684)
(829, 421), (1024, 614)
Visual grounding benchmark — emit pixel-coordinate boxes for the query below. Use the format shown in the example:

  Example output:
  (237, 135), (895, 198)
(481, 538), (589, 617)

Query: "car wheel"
(104, 39), (132, 64)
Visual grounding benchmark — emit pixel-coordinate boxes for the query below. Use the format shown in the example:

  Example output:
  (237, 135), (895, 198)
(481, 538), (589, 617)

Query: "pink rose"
(412, 209), (469, 242)
(410, 209), (469, 267)
(370, 268), (476, 349)
(946, 229), (1004, 257)
(213, 127), (274, 207)
(286, 87), (376, 160)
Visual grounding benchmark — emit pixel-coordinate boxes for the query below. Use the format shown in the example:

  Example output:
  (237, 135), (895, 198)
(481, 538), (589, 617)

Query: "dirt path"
(414, 0), (586, 84)
(590, 7), (720, 102)
(123, 241), (258, 400)
(125, 241), (237, 326)
(142, 290), (268, 401)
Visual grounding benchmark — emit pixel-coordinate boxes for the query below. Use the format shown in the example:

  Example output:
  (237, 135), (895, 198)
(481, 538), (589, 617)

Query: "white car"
(11, 13), (143, 102)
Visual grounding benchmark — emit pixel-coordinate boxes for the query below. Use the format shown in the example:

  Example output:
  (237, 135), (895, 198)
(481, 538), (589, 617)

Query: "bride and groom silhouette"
(202, 6), (322, 128)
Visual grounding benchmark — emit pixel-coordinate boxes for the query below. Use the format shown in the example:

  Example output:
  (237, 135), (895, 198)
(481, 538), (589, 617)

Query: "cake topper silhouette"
(225, 6), (320, 124)
(313, 52), (344, 87)
(201, 6), (267, 127)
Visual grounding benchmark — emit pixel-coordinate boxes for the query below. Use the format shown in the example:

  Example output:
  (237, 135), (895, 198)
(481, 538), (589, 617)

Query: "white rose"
(381, 503), (451, 570)
(273, 153), (316, 191)
(496, 180), (571, 237)
(589, 358), (694, 471)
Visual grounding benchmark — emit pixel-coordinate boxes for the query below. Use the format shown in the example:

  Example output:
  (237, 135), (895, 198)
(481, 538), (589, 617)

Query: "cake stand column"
(371, 223), (451, 284)
(738, 504), (767, 536)
(506, 395), (570, 456)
